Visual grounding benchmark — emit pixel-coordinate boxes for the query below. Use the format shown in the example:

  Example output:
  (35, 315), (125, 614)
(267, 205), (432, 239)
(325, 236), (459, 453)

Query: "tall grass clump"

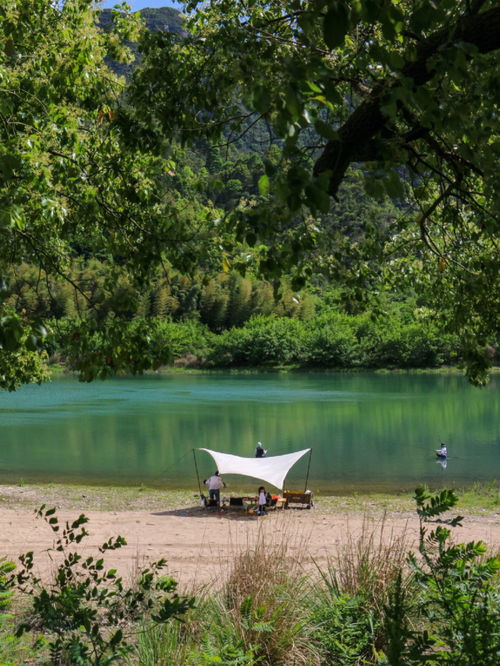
(332, 515), (410, 612)
(206, 527), (321, 665)
(310, 515), (412, 664)
(133, 621), (196, 666)
(135, 526), (321, 665)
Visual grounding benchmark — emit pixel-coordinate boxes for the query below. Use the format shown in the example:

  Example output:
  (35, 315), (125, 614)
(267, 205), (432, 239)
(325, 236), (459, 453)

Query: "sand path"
(1, 505), (498, 591)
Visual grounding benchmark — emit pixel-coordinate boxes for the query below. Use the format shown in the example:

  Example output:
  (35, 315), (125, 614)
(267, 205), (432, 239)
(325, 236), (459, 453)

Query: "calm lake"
(0, 373), (498, 493)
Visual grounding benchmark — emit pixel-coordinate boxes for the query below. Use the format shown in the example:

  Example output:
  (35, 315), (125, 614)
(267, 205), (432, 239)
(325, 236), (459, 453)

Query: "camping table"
(222, 496), (287, 512)
(222, 496), (257, 511)
(242, 496), (258, 512)
(243, 496), (287, 511)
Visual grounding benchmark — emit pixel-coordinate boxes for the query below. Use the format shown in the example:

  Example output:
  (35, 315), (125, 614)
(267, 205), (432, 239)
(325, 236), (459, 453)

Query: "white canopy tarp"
(198, 448), (311, 490)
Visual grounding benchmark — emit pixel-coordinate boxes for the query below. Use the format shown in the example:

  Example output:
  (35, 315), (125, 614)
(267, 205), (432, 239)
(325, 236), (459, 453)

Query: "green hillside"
(98, 5), (184, 78)
(1, 0), (497, 389)
(100, 5), (184, 34)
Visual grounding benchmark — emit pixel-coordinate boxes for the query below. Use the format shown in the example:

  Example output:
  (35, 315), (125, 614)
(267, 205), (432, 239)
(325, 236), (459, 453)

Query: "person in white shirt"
(436, 443), (447, 457)
(257, 486), (269, 515)
(204, 471), (226, 505)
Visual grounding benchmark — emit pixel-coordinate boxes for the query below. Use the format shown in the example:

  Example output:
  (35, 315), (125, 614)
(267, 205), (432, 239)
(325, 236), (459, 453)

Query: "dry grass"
(215, 523), (320, 665)
(323, 513), (411, 612)
(222, 522), (306, 606)
(131, 523), (322, 664)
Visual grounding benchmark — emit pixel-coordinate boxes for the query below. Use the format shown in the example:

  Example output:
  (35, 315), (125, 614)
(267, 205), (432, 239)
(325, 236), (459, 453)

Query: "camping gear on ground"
(195, 447), (311, 491)
(283, 490), (313, 509)
(222, 495), (286, 512)
(193, 447), (312, 513)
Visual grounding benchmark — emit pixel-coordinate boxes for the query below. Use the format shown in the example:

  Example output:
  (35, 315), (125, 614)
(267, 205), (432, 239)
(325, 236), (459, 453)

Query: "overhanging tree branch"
(313, 6), (500, 196)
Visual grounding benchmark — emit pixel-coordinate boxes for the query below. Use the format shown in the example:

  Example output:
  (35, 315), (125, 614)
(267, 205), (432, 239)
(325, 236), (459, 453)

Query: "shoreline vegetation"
(60, 311), (498, 381)
(7, 258), (498, 387)
(47, 362), (500, 379)
(1, 482), (498, 514)
(0, 485), (498, 664)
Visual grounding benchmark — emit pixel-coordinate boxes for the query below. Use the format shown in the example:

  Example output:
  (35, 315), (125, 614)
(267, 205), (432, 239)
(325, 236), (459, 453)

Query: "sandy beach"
(1, 486), (498, 591)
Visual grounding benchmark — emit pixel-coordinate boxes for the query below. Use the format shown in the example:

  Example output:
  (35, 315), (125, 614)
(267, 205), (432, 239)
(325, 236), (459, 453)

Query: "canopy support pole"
(193, 448), (202, 497)
(304, 448), (312, 492)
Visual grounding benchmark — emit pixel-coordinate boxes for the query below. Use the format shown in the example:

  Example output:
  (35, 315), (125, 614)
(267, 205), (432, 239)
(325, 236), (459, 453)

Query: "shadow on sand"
(151, 506), (262, 521)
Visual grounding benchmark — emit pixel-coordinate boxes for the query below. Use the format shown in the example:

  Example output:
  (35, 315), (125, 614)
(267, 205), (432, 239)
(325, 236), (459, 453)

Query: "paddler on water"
(435, 443), (447, 458)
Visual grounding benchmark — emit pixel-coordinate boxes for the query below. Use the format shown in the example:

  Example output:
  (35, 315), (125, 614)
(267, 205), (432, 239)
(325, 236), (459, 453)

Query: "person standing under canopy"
(203, 471), (226, 505)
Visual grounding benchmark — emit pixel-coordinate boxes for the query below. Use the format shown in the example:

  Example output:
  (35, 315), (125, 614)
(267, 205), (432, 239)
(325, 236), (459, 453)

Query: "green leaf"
(323, 6), (349, 49)
(305, 183), (330, 213)
(385, 171), (404, 199)
(314, 119), (338, 141)
(285, 87), (301, 121)
(263, 159), (276, 177)
(258, 174), (270, 196)
(0, 315), (24, 351)
(109, 628), (123, 648)
(253, 88), (271, 113)
(305, 80), (322, 93)
(364, 176), (386, 200)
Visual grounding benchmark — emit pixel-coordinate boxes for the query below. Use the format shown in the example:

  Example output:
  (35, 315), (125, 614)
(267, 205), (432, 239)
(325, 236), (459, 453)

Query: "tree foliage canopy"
(129, 0), (499, 384)
(0, 0), (221, 388)
(0, 0), (498, 388)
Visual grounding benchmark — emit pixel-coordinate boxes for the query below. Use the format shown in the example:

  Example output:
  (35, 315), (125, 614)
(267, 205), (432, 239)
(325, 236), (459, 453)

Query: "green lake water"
(0, 373), (498, 493)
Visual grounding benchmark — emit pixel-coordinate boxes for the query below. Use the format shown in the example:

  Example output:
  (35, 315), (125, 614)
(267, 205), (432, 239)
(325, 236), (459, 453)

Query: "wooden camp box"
(283, 490), (313, 509)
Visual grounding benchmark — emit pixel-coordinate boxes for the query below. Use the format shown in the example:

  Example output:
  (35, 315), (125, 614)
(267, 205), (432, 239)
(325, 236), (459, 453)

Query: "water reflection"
(0, 373), (497, 491)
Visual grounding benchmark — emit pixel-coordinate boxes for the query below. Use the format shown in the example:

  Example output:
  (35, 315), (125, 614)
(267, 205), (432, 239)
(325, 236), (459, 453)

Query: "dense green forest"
(0, 4), (499, 664)
(4, 258), (460, 379)
(0, 0), (498, 390)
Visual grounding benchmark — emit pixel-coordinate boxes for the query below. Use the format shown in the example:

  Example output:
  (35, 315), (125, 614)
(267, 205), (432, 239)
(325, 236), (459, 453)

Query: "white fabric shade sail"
(198, 448), (311, 490)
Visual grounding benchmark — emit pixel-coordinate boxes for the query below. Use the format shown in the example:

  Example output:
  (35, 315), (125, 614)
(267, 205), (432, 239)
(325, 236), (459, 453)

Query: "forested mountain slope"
(100, 5), (184, 33)
(1, 1), (497, 388)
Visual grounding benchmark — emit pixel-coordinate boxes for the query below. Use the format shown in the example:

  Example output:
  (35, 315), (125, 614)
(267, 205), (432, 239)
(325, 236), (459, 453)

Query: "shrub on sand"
(136, 526), (321, 665)
(206, 527), (321, 665)
(311, 515), (411, 664)
(382, 488), (500, 665)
